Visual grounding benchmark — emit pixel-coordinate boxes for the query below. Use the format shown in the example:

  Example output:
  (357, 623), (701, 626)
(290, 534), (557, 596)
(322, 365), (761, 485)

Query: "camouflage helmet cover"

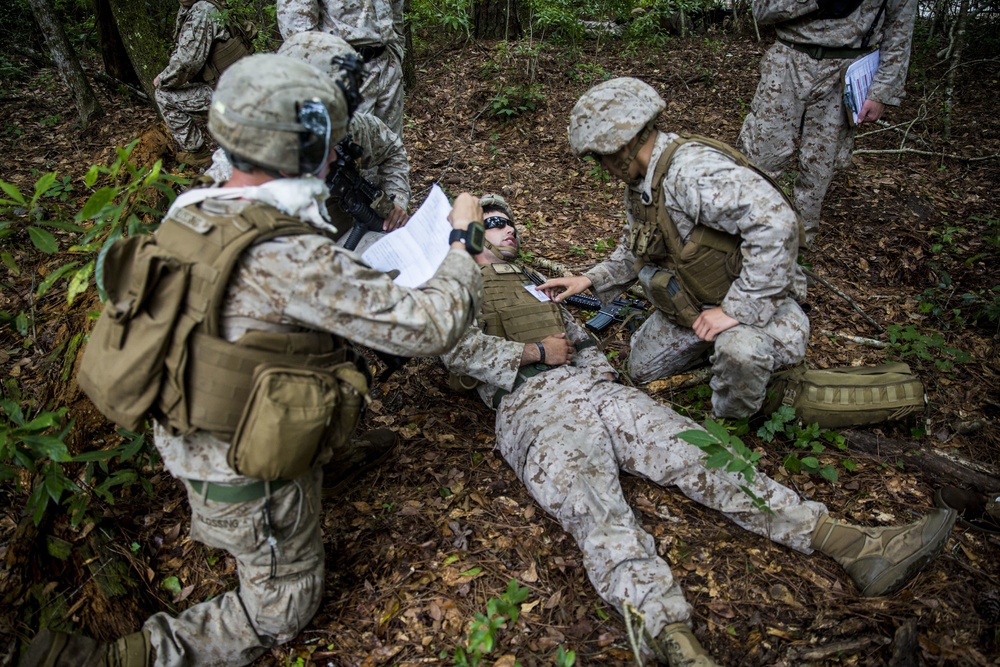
(567, 77), (666, 156)
(479, 193), (515, 223)
(277, 31), (361, 81)
(208, 53), (350, 175)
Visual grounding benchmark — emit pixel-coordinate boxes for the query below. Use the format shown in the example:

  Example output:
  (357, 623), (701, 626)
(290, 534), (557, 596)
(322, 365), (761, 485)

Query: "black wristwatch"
(449, 220), (485, 255)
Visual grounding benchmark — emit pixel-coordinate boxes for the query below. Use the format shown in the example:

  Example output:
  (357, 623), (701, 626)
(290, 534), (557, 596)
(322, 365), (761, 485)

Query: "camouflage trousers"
(494, 365), (827, 639)
(358, 48), (404, 137)
(143, 468), (324, 667)
(154, 82), (214, 151)
(737, 42), (857, 247)
(628, 299), (809, 419)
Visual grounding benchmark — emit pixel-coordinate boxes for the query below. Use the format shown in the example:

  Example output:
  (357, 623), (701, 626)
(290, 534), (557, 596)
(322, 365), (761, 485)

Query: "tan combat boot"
(322, 427), (398, 499)
(648, 623), (722, 667)
(811, 508), (956, 597)
(20, 628), (151, 667)
(177, 145), (213, 170)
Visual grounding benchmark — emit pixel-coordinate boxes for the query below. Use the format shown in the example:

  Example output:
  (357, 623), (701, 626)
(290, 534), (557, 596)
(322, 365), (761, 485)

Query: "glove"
(810, 0), (865, 20)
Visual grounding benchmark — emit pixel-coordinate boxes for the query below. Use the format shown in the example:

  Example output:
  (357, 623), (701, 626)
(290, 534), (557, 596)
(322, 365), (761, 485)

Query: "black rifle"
(325, 135), (395, 251)
(521, 267), (648, 333)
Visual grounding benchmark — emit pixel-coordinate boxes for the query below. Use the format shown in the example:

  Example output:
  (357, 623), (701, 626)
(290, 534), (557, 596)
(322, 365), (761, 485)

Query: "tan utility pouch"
(645, 269), (700, 328)
(228, 362), (368, 480)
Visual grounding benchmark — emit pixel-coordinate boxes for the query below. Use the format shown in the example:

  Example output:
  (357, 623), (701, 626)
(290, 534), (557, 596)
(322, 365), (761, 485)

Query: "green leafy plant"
(1, 394), (159, 527)
(448, 579), (530, 667)
(757, 405), (852, 482)
(885, 324), (971, 371)
(678, 420), (772, 515)
(490, 84), (545, 119)
(72, 140), (188, 304)
(555, 645), (576, 667)
(584, 155), (610, 182)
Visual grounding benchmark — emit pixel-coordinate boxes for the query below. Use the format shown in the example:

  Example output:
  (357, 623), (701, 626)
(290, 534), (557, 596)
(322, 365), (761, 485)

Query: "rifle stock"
(325, 136), (393, 251)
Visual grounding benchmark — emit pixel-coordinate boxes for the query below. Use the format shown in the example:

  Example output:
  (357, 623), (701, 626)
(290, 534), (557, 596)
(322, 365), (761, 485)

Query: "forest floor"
(2, 25), (1000, 667)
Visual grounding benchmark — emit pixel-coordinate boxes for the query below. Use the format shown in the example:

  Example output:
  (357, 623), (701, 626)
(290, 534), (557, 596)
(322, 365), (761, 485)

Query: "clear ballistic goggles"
(297, 99), (332, 175)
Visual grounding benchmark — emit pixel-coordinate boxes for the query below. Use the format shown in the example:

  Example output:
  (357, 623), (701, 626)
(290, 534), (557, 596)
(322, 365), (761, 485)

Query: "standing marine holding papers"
(737, 0), (918, 246)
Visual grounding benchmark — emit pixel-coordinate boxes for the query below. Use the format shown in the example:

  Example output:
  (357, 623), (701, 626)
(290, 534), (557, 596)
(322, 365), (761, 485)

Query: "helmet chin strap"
(611, 120), (656, 187)
(483, 238), (518, 260)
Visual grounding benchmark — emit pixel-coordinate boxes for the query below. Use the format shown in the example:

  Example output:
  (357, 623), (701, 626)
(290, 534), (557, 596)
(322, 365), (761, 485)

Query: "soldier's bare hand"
(538, 275), (593, 302)
(383, 204), (409, 232)
(856, 99), (885, 124)
(540, 333), (574, 366)
(692, 307), (740, 342)
(448, 193), (483, 231)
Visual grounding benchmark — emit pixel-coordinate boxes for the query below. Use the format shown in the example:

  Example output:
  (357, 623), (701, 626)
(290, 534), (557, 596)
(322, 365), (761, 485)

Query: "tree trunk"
(843, 430), (1000, 493)
(28, 0), (104, 130)
(105, 0), (171, 102)
(92, 0), (139, 86)
(473, 0), (522, 40)
(402, 0), (416, 90)
(943, 0), (969, 140)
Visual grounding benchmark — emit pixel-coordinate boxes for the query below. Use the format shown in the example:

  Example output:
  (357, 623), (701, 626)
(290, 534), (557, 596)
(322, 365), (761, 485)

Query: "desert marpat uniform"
(144, 181), (481, 666)
(586, 131), (810, 418)
(277, 0), (405, 135)
(440, 264), (826, 643)
(737, 0), (918, 245)
(155, 1), (228, 151)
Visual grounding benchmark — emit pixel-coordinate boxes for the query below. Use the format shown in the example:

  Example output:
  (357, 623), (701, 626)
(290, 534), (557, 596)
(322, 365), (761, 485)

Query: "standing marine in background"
(277, 0), (406, 136)
(541, 77), (809, 420)
(154, 0), (254, 168)
(737, 0), (918, 246)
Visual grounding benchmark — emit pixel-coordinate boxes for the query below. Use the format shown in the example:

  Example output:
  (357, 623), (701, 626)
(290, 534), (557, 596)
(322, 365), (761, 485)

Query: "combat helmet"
(479, 193), (515, 223)
(277, 31), (366, 116)
(208, 53), (350, 176)
(567, 77), (665, 179)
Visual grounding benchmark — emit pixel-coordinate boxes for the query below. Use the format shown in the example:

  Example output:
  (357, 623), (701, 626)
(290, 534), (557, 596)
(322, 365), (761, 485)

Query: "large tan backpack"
(760, 363), (926, 429)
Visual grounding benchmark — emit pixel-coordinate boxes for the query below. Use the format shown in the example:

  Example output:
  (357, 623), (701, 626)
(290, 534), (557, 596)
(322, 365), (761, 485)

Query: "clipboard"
(842, 49), (880, 126)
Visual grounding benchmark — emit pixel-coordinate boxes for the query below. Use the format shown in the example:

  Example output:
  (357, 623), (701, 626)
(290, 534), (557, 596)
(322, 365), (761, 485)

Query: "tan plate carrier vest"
(154, 203), (366, 443)
(198, 0), (256, 84)
(627, 133), (804, 327)
(452, 263), (601, 407)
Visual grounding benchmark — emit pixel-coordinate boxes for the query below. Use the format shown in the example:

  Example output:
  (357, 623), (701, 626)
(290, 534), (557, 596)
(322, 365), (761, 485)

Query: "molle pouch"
(228, 362), (368, 480)
(78, 235), (189, 432)
(497, 301), (565, 343)
(642, 266), (700, 328)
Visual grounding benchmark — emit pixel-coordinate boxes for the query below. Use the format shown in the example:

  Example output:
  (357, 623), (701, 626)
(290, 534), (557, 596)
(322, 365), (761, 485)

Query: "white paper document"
(361, 184), (453, 287)
(843, 49), (880, 126)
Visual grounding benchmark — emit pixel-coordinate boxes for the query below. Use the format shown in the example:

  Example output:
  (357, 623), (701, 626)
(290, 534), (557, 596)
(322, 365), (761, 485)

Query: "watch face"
(467, 221), (485, 254)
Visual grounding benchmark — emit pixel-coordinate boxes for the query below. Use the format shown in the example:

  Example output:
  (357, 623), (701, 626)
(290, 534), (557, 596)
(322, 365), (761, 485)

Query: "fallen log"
(843, 430), (1000, 493)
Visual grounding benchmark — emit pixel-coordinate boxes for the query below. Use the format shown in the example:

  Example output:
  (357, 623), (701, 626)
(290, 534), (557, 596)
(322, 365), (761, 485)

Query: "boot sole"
(859, 508), (956, 597)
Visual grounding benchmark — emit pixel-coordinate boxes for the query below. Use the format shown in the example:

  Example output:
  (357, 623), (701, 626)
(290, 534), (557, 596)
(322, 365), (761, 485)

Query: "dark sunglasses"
(297, 99), (332, 176)
(484, 216), (517, 235)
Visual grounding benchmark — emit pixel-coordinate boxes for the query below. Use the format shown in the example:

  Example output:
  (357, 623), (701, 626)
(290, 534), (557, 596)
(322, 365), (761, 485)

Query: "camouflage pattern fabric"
(156, 1), (228, 150)
(583, 132), (808, 417)
(155, 84), (214, 151)
(440, 281), (827, 646)
(146, 184), (481, 664)
(738, 0), (918, 245)
(277, 0), (406, 135)
(629, 300), (809, 417)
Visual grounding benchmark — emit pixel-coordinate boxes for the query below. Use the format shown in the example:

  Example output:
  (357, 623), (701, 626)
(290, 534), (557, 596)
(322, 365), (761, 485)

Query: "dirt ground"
(1, 26), (1000, 667)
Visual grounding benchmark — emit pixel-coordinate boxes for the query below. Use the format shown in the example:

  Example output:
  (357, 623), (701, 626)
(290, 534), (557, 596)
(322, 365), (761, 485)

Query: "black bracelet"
(535, 342), (545, 364)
